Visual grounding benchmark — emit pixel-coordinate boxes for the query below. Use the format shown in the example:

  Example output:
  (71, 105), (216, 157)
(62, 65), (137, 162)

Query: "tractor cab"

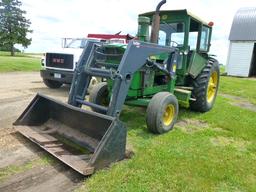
(139, 10), (213, 84)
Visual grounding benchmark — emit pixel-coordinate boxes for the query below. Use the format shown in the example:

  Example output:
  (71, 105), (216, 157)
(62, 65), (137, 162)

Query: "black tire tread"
(43, 79), (63, 89)
(190, 57), (220, 112)
(146, 92), (178, 134)
(146, 92), (170, 133)
(89, 82), (108, 113)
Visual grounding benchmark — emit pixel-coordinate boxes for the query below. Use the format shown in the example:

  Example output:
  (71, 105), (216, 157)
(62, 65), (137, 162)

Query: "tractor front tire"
(89, 82), (109, 113)
(190, 58), (220, 112)
(146, 92), (179, 134)
(43, 79), (63, 89)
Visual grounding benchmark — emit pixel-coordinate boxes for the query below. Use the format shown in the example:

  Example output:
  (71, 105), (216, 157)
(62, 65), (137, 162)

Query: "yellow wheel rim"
(207, 71), (218, 103)
(163, 104), (175, 126)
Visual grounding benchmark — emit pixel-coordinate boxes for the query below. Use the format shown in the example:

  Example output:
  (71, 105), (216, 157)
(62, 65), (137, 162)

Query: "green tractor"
(87, 3), (219, 133)
(14, 0), (219, 175)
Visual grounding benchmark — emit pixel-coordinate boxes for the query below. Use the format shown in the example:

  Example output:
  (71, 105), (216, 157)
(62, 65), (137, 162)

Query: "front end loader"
(14, 0), (219, 175)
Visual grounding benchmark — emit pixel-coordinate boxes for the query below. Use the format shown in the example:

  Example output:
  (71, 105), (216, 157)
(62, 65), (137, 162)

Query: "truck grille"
(46, 53), (74, 70)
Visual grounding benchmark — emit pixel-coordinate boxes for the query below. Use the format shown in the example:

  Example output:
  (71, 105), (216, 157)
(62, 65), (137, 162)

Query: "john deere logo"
(162, 15), (168, 20)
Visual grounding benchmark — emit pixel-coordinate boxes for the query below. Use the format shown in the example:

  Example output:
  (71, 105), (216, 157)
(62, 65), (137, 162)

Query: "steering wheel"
(170, 40), (179, 47)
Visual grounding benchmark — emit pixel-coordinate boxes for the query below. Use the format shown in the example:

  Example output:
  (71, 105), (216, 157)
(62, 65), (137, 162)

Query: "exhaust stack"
(150, 0), (167, 43)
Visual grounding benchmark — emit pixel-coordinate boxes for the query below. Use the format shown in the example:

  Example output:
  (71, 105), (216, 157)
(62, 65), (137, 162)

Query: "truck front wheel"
(43, 79), (63, 89)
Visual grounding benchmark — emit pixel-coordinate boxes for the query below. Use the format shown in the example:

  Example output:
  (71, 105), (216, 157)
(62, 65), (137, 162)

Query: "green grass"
(220, 65), (225, 74)
(0, 51), (41, 72)
(0, 51), (42, 57)
(77, 76), (256, 192)
(0, 62), (254, 191)
(220, 76), (256, 104)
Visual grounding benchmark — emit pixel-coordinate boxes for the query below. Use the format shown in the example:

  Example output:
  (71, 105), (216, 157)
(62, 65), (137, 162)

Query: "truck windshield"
(63, 38), (101, 48)
(158, 22), (185, 47)
(65, 39), (86, 48)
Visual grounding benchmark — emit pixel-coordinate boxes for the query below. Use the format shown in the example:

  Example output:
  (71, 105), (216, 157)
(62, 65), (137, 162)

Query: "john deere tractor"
(14, 0), (219, 175)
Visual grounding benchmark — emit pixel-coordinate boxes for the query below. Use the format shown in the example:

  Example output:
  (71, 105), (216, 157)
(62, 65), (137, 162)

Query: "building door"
(249, 43), (256, 77)
(227, 42), (254, 77)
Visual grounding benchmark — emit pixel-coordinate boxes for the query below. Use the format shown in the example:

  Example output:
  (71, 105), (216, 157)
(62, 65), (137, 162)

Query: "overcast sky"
(19, 0), (256, 64)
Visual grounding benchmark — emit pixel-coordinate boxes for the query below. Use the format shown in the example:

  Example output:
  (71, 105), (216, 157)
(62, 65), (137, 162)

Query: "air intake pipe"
(150, 0), (167, 44)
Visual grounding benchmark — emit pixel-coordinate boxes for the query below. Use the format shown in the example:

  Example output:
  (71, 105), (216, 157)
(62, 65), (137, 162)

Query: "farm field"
(0, 71), (255, 192)
(0, 51), (41, 72)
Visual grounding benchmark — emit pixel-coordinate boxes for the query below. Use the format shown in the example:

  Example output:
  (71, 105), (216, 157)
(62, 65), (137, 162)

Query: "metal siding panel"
(227, 42), (254, 77)
(229, 7), (256, 41)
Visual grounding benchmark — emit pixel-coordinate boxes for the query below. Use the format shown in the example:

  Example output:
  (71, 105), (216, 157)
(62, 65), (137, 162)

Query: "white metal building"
(226, 7), (256, 77)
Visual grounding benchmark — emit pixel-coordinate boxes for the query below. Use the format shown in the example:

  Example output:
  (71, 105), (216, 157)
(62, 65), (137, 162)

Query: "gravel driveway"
(0, 72), (84, 192)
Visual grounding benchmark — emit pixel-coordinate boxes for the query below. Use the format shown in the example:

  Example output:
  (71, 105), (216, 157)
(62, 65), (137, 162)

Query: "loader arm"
(107, 41), (178, 117)
(68, 40), (103, 107)
(68, 40), (179, 117)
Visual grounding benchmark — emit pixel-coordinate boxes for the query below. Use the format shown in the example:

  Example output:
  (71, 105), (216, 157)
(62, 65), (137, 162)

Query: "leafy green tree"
(0, 0), (32, 56)
(0, 43), (20, 52)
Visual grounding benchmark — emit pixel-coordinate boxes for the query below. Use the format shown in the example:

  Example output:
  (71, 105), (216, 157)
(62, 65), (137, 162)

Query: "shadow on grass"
(120, 105), (205, 141)
(178, 107), (201, 119)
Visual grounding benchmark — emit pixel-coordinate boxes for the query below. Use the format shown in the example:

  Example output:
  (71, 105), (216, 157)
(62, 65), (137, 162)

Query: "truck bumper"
(40, 69), (74, 84)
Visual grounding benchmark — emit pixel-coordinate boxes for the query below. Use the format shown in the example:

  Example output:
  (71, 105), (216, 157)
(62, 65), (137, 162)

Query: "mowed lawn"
(77, 76), (256, 192)
(220, 76), (256, 104)
(0, 53), (255, 192)
(0, 51), (41, 72)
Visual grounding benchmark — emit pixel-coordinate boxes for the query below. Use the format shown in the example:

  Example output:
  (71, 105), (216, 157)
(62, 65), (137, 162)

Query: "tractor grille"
(46, 53), (74, 69)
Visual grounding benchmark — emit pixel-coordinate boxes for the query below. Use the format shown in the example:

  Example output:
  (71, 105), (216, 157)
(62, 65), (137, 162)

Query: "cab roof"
(139, 9), (210, 26)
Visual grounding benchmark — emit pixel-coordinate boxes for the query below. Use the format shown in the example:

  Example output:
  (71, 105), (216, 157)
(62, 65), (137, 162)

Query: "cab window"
(188, 32), (198, 50)
(188, 19), (200, 50)
(158, 30), (166, 46)
(200, 26), (210, 51)
(159, 22), (185, 47)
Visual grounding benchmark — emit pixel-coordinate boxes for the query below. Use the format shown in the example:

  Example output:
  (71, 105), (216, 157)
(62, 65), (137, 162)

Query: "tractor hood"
(104, 43), (127, 49)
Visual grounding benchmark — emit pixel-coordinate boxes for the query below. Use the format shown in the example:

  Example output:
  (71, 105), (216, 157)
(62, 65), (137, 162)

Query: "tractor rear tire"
(43, 79), (63, 89)
(146, 92), (179, 134)
(190, 58), (220, 112)
(89, 82), (109, 113)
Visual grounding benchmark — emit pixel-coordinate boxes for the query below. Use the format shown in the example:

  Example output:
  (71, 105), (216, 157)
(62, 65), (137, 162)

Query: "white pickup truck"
(41, 34), (132, 89)
(41, 38), (100, 88)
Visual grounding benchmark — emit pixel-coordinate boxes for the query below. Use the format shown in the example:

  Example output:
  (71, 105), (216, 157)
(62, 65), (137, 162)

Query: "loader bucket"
(13, 93), (126, 175)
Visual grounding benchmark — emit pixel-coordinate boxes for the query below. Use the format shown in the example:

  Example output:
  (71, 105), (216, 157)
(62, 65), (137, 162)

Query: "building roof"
(229, 7), (256, 41)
